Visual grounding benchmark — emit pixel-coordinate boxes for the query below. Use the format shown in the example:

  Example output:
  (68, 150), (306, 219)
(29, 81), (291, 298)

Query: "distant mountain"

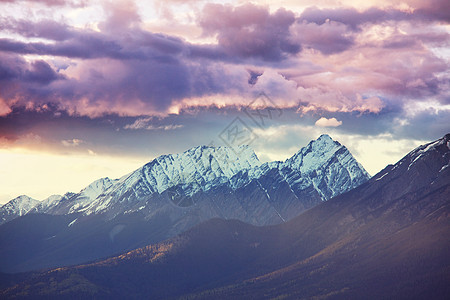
(30, 194), (64, 213)
(2, 134), (448, 299)
(0, 135), (369, 273)
(0, 195), (39, 224)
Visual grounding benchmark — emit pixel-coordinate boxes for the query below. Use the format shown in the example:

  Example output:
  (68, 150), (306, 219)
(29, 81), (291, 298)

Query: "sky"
(0, 0), (449, 204)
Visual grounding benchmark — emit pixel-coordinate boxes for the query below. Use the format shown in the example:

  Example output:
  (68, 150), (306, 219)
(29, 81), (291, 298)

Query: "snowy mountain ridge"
(0, 195), (40, 224)
(138, 144), (261, 194)
(236, 134), (369, 200)
(1, 135), (370, 224)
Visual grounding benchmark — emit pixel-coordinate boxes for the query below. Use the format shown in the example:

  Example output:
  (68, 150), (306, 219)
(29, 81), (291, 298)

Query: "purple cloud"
(0, 36), (139, 60)
(0, 18), (73, 41)
(24, 60), (65, 84)
(299, 6), (410, 30)
(383, 31), (450, 49)
(0, 0), (86, 7)
(412, 0), (450, 22)
(199, 3), (301, 61)
(0, 0), (448, 124)
(293, 20), (354, 54)
(0, 53), (65, 106)
(0, 19), (231, 63)
(299, 2), (450, 32)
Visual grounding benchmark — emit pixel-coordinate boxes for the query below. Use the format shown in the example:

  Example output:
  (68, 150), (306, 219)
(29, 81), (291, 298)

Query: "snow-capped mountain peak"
(1, 195), (39, 215)
(401, 134), (450, 172)
(64, 144), (262, 215)
(52, 177), (119, 214)
(284, 134), (369, 199)
(78, 177), (117, 200)
(28, 194), (64, 213)
(286, 134), (342, 171)
(140, 145), (261, 194)
(0, 195), (39, 224)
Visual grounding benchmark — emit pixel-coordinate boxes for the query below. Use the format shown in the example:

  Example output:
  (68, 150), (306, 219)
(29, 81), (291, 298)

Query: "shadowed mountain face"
(0, 135), (369, 273)
(1, 135), (449, 299)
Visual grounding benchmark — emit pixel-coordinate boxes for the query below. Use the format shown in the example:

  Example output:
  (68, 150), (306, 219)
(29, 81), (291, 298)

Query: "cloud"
(0, 36), (139, 60)
(0, 8), (258, 116)
(315, 117), (343, 127)
(0, 37), (223, 115)
(0, 98), (11, 116)
(409, 0), (450, 22)
(248, 69), (263, 85)
(293, 20), (354, 54)
(298, 1), (450, 33)
(0, 18), (73, 41)
(0, 53), (66, 112)
(198, 3), (301, 61)
(61, 138), (84, 147)
(252, 70), (386, 113)
(0, 0), (87, 7)
(124, 117), (184, 130)
(299, 6), (412, 31)
(99, 0), (141, 34)
(0, 15), (190, 61)
(0, 0), (447, 131)
(25, 60), (65, 84)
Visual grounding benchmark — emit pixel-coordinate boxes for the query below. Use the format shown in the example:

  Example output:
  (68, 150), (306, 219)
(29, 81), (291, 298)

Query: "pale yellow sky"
(0, 148), (146, 204)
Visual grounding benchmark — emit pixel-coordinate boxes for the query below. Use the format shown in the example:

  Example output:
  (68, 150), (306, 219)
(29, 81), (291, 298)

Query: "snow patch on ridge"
(0, 195), (39, 216)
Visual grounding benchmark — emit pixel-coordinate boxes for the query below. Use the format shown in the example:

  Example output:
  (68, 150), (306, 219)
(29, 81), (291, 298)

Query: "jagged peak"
(13, 195), (31, 200)
(1, 195), (39, 216)
(79, 177), (115, 192)
(177, 144), (258, 159)
(126, 144), (263, 196)
(76, 177), (116, 201)
(302, 134), (341, 154)
(39, 195), (63, 206)
(409, 133), (450, 157)
(402, 133), (450, 172)
(429, 133), (450, 150)
(312, 133), (341, 147)
(150, 144), (260, 171)
(317, 133), (333, 141)
(32, 194), (64, 212)
(7, 195), (38, 204)
(286, 135), (344, 169)
(44, 194), (63, 201)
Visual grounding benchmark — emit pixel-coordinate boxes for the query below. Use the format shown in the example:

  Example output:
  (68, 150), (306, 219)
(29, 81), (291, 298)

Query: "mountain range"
(2, 134), (368, 223)
(1, 135), (448, 299)
(0, 134), (369, 273)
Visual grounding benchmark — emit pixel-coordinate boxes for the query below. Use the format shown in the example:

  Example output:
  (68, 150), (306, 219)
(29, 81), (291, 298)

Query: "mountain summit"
(0, 195), (39, 224)
(284, 133), (369, 199)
